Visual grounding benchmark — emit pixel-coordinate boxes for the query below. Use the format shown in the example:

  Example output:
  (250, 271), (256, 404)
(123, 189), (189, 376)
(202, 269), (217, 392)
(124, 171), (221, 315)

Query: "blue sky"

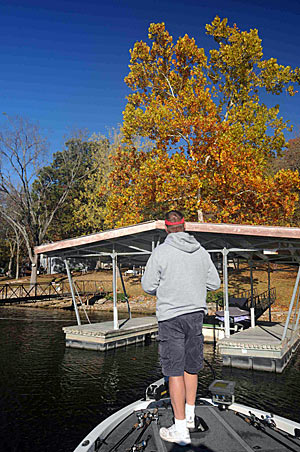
(0, 0), (299, 158)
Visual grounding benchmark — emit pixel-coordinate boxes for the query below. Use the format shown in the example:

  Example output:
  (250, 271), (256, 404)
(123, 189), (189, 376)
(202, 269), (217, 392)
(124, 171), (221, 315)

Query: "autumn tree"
(0, 214), (11, 276)
(72, 133), (113, 234)
(75, 130), (156, 232)
(5, 222), (24, 279)
(0, 116), (97, 284)
(34, 133), (109, 240)
(272, 135), (300, 225)
(273, 135), (300, 173)
(205, 17), (299, 156)
(106, 22), (225, 225)
(105, 19), (300, 227)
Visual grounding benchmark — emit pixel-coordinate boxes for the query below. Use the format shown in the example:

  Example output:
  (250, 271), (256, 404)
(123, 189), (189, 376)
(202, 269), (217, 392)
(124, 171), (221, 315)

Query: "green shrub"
(206, 291), (233, 307)
(106, 293), (127, 302)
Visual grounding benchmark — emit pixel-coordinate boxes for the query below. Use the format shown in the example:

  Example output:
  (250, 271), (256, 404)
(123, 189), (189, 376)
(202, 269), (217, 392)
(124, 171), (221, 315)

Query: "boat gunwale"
(73, 394), (300, 452)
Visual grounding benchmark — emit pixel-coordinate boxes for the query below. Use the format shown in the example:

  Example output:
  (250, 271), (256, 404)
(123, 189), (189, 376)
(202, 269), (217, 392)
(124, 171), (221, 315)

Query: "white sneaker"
(159, 424), (191, 446)
(186, 417), (195, 429)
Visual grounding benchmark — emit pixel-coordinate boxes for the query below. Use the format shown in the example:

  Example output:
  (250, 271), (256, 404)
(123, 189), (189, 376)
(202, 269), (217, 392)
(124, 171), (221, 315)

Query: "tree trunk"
(7, 256), (13, 278)
(197, 188), (204, 222)
(197, 209), (204, 222)
(7, 241), (15, 278)
(15, 241), (20, 280)
(30, 253), (38, 287)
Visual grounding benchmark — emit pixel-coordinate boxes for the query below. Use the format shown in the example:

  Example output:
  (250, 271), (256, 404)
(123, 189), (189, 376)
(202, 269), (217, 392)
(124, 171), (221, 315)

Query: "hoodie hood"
(164, 231), (201, 253)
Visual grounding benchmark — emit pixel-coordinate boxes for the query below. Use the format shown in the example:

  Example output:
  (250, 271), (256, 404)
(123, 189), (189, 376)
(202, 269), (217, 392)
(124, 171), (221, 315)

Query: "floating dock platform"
(63, 317), (158, 351)
(218, 323), (300, 373)
(63, 317), (225, 351)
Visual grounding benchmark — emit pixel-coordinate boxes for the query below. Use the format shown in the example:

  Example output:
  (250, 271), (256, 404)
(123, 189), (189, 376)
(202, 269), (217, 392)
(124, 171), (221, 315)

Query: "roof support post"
(268, 262), (272, 322)
(64, 258), (81, 326)
(222, 248), (230, 338)
(250, 260), (254, 308)
(112, 251), (119, 330)
(292, 285), (300, 333)
(118, 262), (131, 321)
(281, 264), (300, 342)
(293, 294), (300, 334)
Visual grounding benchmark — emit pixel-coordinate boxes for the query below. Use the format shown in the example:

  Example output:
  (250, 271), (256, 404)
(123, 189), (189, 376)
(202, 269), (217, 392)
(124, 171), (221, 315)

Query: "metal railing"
(0, 280), (107, 304)
(235, 287), (258, 299)
(240, 287), (276, 319)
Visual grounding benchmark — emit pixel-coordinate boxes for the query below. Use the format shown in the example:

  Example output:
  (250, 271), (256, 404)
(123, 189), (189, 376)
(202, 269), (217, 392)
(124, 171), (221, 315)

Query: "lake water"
(1, 306), (300, 452)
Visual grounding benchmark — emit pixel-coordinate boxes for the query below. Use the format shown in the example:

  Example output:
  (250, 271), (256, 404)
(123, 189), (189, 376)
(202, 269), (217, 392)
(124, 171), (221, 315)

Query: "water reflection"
(0, 307), (300, 452)
(221, 351), (300, 423)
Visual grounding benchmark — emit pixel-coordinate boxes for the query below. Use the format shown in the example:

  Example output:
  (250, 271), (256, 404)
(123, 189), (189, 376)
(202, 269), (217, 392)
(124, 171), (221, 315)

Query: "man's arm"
(141, 251), (161, 295)
(207, 258), (221, 291)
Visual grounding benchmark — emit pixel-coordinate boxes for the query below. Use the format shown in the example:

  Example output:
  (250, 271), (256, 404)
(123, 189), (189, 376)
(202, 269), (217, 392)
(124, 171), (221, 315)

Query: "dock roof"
(35, 221), (300, 265)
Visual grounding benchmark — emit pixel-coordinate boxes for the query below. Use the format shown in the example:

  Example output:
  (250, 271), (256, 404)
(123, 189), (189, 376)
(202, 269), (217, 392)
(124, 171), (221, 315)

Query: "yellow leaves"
(122, 21), (218, 155)
(104, 20), (300, 228)
(148, 22), (167, 40)
(206, 16), (230, 42)
(205, 16), (299, 161)
(175, 34), (207, 68)
(258, 57), (299, 96)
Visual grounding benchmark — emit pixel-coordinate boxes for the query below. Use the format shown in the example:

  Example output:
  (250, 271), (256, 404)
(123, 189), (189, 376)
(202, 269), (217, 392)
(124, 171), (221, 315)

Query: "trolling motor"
(209, 380), (236, 408)
(146, 377), (169, 401)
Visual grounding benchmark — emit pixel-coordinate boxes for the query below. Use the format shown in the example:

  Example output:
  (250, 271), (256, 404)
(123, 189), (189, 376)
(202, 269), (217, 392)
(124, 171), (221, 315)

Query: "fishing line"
(0, 317), (75, 322)
(204, 358), (216, 381)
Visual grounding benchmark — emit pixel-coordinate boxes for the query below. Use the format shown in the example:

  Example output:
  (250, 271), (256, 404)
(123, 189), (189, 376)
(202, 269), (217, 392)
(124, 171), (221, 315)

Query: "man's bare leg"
(168, 376), (185, 420)
(169, 372), (198, 420)
(184, 371), (198, 405)
(160, 375), (191, 445)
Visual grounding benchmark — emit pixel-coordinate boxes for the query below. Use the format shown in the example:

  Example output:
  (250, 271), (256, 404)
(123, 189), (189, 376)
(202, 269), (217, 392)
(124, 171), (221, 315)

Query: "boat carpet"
(98, 400), (300, 452)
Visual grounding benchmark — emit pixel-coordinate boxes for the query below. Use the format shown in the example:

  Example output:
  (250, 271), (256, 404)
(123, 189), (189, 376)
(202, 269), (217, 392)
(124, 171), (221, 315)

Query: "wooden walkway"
(218, 322), (300, 372)
(0, 280), (106, 304)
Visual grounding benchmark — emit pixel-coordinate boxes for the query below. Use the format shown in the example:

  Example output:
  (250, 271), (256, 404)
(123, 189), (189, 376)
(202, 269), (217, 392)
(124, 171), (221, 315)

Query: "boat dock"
(63, 317), (158, 351)
(63, 314), (300, 372)
(35, 220), (300, 369)
(63, 317), (225, 351)
(218, 322), (300, 372)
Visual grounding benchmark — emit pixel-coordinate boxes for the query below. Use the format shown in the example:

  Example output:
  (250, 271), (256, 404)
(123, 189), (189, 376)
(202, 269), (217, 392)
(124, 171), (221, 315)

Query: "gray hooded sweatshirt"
(141, 231), (220, 322)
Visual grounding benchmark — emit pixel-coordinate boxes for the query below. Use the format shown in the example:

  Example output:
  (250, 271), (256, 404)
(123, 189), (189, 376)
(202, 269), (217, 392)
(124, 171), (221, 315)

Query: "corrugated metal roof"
(34, 220), (300, 265)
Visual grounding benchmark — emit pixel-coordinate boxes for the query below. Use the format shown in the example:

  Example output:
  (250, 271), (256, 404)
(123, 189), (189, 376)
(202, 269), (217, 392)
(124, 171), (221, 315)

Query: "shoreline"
(0, 296), (157, 315)
(0, 264), (296, 324)
(0, 296), (289, 322)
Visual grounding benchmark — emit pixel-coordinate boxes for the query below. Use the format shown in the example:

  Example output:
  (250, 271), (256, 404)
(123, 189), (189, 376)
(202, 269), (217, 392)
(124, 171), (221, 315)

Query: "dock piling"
(281, 265), (300, 342)
(64, 258), (81, 326)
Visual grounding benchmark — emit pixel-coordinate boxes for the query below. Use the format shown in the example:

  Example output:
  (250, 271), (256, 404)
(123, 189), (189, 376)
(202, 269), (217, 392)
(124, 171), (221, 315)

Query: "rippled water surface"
(1, 307), (300, 452)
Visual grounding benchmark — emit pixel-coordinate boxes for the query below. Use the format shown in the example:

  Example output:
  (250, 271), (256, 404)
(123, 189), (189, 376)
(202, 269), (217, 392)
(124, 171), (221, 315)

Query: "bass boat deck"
(74, 378), (300, 452)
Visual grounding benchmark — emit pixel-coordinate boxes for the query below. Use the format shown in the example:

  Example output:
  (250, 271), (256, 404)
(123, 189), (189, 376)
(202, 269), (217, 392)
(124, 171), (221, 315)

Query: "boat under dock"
(218, 322), (300, 372)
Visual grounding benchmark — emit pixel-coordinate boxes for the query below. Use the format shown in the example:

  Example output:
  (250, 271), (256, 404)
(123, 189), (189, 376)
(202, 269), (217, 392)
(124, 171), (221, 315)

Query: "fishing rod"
(235, 411), (300, 452)
(134, 419), (151, 443)
(127, 434), (151, 451)
(107, 422), (140, 452)
(251, 412), (300, 448)
(128, 409), (158, 452)
(107, 412), (148, 452)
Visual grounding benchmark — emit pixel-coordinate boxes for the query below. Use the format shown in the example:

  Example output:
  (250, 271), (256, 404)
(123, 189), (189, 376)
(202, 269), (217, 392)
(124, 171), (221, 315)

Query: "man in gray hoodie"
(141, 210), (220, 446)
